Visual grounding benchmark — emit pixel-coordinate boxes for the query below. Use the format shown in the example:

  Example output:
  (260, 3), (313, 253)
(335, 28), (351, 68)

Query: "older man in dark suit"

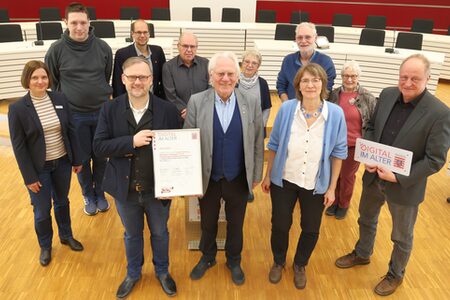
(184, 51), (264, 285)
(112, 19), (166, 98)
(335, 54), (450, 296)
(94, 57), (179, 298)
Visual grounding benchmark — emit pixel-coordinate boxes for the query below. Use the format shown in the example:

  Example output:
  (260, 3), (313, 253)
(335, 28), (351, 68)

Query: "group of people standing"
(7, 2), (450, 299)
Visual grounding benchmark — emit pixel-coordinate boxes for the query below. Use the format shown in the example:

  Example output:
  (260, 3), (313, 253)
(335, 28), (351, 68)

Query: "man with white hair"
(184, 51), (264, 285)
(277, 22), (336, 101)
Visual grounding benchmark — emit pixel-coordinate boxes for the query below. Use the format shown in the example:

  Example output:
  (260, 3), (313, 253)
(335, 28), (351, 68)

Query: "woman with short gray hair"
(327, 60), (377, 219)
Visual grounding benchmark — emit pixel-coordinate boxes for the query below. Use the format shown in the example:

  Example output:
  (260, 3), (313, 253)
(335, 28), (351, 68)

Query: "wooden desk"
(3, 20), (450, 85)
(254, 40), (445, 97)
(0, 38), (173, 100)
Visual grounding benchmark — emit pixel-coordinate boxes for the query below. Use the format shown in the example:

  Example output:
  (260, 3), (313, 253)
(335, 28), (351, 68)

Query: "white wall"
(169, 0), (257, 22)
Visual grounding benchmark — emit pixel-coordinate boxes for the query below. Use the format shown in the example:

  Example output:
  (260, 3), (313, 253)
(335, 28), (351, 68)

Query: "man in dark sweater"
(45, 2), (113, 216)
(94, 57), (180, 298)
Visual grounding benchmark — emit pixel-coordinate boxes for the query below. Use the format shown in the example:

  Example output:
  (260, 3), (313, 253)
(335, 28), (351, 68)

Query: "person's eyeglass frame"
(123, 74), (152, 82)
(132, 31), (150, 36)
(342, 74), (358, 80)
(178, 43), (197, 50)
(300, 78), (322, 85)
(242, 59), (259, 67)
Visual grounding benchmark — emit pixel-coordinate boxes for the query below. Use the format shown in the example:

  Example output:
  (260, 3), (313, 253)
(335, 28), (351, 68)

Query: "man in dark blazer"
(184, 51), (264, 286)
(93, 57), (179, 298)
(335, 54), (450, 296)
(112, 19), (166, 99)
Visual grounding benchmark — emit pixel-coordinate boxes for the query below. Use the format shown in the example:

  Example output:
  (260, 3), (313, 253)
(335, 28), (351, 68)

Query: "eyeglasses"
(242, 60), (259, 67)
(300, 78), (321, 85)
(179, 44), (197, 50)
(342, 74), (358, 80)
(123, 74), (152, 82)
(399, 76), (424, 84)
(296, 35), (314, 41)
(133, 31), (149, 36)
(214, 72), (236, 79)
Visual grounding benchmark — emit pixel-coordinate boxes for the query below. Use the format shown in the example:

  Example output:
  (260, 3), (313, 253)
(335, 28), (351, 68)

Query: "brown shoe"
(293, 264), (306, 289)
(374, 273), (403, 296)
(335, 251), (370, 268)
(269, 263), (284, 283)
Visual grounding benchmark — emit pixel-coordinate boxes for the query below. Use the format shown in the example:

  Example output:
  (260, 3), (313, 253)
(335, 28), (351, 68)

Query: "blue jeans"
(28, 156), (73, 249)
(72, 112), (106, 201)
(115, 191), (171, 279)
(355, 179), (419, 278)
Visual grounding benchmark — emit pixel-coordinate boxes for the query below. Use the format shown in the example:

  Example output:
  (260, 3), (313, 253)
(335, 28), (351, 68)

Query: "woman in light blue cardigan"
(261, 63), (347, 289)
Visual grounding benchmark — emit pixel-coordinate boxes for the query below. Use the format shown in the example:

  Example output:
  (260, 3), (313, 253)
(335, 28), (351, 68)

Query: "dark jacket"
(8, 91), (83, 185)
(363, 87), (450, 205)
(112, 43), (166, 99)
(93, 93), (180, 201)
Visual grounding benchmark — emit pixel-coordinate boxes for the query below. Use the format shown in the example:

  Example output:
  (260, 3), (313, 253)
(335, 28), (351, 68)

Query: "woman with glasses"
(238, 50), (272, 201)
(261, 63), (347, 289)
(327, 60), (377, 219)
(8, 60), (84, 267)
(238, 50), (272, 136)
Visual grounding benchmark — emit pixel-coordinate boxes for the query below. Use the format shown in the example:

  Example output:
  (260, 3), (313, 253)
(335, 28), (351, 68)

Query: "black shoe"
(39, 248), (51, 266)
(335, 207), (348, 220)
(226, 263), (245, 285)
(190, 259), (216, 280)
(325, 204), (337, 216)
(116, 276), (140, 299)
(247, 193), (254, 203)
(157, 273), (177, 296)
(60, 237), (84, 251)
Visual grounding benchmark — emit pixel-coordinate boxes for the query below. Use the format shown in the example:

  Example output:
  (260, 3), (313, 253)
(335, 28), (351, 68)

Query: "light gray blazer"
(184, 88), (264, 195)
(363, 87), (450, 206)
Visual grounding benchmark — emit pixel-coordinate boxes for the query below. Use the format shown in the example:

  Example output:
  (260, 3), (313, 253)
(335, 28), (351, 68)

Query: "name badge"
(55, 105), (63, 109)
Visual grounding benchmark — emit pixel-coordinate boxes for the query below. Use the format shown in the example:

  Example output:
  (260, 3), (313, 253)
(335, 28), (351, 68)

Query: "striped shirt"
(31, 93), (67, 161)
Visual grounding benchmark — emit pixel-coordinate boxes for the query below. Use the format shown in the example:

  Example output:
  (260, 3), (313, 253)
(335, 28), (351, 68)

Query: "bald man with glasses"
(162, 31), (209, 120)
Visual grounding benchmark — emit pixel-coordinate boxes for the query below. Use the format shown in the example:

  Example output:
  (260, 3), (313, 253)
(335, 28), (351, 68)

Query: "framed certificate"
(152, 128), (203, 198)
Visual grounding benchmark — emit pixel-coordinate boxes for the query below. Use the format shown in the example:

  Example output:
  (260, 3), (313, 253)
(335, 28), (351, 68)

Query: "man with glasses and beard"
(112, 19), (166, 99)
(94, 57), (180, 298)
(277, 22), (336, 101)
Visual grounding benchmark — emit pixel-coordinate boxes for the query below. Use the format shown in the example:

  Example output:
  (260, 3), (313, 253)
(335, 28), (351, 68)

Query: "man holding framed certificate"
(184, 51), (264, 286)
(93, 57), (180, 298)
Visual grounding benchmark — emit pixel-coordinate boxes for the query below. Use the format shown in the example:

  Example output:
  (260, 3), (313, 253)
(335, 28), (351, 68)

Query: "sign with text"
(354, 138), (413, 176)
(153, 129), (203, 198)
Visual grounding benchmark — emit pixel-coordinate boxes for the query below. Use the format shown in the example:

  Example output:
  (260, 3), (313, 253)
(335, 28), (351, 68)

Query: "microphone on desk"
(385, 29), (397, 53)
(23, 30), (27, 42)
(34, 20), (44, 46)
(125, 17), (134, 43)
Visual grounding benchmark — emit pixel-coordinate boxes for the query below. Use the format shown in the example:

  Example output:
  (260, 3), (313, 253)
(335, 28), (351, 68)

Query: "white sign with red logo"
(354, 138), (413, 176)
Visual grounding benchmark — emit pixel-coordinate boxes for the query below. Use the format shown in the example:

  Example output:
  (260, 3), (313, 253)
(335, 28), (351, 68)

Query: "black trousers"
(199, 173), (248, 266)
(270, 180), (325, 267)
